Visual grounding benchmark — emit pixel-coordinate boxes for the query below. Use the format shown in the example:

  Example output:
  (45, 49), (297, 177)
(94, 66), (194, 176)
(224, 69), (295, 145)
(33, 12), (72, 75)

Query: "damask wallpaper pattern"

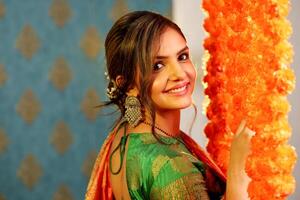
(0, 0), (171, 199)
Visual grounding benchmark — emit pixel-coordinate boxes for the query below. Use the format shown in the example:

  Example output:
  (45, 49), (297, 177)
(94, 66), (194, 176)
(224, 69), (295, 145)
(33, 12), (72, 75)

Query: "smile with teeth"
(167, 84), (187, 93)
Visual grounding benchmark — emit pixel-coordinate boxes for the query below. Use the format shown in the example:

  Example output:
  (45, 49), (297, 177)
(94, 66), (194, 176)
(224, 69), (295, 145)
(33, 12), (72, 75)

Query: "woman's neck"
(145, 109), (181, 137)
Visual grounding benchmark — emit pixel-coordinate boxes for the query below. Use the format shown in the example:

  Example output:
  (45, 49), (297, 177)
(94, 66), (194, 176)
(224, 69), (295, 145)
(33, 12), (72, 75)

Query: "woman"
(86, 11), (254, 200)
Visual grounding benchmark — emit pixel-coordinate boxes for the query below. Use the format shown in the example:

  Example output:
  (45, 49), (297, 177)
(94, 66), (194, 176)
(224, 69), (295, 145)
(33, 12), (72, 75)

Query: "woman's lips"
(167, 84), (187, 93)
(164, 82), (189, 95)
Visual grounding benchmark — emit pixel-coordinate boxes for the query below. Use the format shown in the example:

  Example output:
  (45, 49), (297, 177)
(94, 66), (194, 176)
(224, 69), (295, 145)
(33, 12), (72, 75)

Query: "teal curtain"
(0, 0), (171, 199)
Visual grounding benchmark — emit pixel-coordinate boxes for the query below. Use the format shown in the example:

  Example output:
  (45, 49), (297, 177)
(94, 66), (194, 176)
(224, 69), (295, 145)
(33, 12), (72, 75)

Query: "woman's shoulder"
(125, 132), (211, 199)
(126, 132), (202, 177)
(126, 132), (182, 157)
(126, 132), (186, 169)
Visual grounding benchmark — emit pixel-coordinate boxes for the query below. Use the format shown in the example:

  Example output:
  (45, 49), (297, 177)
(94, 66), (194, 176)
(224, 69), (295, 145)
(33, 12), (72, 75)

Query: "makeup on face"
(150, 28), (196, 111)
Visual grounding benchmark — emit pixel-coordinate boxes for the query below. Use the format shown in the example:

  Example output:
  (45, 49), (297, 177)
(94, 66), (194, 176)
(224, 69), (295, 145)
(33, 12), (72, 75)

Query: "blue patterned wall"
(0, 0), (171, 199)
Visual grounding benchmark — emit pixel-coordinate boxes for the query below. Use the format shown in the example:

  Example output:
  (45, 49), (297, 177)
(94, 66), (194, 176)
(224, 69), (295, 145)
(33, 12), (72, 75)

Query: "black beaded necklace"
(142, 121), (182, 138)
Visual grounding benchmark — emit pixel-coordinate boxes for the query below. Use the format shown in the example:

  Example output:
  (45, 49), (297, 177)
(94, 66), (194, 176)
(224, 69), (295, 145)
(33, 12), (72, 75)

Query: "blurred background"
(0, 0), (298, 200)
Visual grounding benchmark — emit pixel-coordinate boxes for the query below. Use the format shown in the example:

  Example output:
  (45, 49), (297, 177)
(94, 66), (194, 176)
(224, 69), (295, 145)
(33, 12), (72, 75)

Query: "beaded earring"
(123, 95), (142, 127)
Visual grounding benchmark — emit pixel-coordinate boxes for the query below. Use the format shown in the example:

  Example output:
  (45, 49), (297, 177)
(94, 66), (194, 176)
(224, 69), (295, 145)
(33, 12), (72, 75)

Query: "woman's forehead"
(155, 28), (187, 58)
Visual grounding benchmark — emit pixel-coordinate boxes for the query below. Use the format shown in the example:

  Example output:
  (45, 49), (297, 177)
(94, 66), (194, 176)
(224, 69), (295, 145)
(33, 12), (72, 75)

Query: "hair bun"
(106, 80), (125, 101)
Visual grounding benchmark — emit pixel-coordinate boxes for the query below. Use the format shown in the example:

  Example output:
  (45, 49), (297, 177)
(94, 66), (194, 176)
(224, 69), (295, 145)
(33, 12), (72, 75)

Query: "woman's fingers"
(235, 119), (256, 139)
(230, 120), (256, 159)
(235, 119), (247, 136)
(244, 127), (256, 138)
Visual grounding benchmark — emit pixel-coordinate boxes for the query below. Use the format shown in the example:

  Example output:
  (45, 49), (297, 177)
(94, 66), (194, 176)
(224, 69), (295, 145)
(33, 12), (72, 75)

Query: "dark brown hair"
(101, 10), (186, 140)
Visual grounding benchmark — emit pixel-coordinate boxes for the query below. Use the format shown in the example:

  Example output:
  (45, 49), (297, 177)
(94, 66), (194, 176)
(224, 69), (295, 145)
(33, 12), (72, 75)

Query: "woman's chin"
(158, 99), (193, 111)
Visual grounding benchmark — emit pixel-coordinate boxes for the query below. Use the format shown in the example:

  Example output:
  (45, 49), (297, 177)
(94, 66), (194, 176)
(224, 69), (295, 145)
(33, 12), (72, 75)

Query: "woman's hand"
(226, 119), (255, 200)
(230, 119), (255, 169)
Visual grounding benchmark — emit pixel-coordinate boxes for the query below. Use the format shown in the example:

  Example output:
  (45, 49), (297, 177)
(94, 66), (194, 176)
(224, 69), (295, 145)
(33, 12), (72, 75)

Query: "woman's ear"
(115, 75), (124, 88)
(116, 75), (139, 96)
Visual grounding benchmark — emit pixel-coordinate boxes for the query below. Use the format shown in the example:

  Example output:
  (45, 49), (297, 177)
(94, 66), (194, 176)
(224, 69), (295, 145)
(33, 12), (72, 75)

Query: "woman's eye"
(153, 62), (164, 71)
(178, 53), (189, 61)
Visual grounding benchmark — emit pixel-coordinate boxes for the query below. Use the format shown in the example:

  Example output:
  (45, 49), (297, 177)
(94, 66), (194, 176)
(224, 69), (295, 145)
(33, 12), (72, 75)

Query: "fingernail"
(248, 130), (255, 137)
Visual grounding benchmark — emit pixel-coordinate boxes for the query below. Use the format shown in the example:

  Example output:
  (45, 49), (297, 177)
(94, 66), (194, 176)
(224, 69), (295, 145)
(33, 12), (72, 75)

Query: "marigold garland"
(202, 0), (297, 199)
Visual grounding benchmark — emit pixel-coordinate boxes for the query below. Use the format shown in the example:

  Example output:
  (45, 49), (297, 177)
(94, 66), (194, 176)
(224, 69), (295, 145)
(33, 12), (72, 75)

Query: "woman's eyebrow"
(155, 46), (189, 59)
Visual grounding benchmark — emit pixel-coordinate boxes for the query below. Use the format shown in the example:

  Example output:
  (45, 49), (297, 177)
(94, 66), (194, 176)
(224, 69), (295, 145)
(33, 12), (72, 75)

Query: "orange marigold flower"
(202, 0), (296, 199)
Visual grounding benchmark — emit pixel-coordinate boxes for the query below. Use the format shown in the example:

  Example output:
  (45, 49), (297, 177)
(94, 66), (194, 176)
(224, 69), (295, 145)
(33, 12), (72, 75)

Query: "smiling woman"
(85, 10), (254, 200)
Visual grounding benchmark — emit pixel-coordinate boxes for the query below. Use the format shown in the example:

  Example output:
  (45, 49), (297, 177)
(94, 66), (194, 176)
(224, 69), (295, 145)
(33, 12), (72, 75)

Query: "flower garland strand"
(202, 0), (297, 199)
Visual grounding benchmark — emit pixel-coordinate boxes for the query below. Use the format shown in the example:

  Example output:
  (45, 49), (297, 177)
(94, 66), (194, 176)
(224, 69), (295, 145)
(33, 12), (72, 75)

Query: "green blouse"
(125, 132), (225, 200)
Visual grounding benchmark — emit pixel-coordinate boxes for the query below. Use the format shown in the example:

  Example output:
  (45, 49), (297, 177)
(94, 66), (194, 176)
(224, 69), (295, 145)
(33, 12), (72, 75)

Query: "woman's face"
(150, 27), (196, 112)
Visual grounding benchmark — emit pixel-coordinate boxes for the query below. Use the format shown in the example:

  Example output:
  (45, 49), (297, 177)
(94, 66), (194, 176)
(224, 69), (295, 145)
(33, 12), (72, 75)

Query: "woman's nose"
(168, 61), (186, 81)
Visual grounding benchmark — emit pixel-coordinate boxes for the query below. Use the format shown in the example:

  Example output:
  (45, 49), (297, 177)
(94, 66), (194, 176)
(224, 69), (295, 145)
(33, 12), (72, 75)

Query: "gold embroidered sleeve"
(149, 156), (210, 200)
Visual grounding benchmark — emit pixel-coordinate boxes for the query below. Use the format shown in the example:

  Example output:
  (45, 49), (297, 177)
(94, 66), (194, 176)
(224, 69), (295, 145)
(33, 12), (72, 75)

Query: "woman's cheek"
(188, 67), (197, 92)
(187, 64), (196, 81)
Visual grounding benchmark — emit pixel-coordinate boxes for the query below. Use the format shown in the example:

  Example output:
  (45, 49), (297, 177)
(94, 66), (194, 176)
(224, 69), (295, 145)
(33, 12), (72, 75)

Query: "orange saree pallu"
(85, 132), (226, 200)
(85, 132), (115, 200)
